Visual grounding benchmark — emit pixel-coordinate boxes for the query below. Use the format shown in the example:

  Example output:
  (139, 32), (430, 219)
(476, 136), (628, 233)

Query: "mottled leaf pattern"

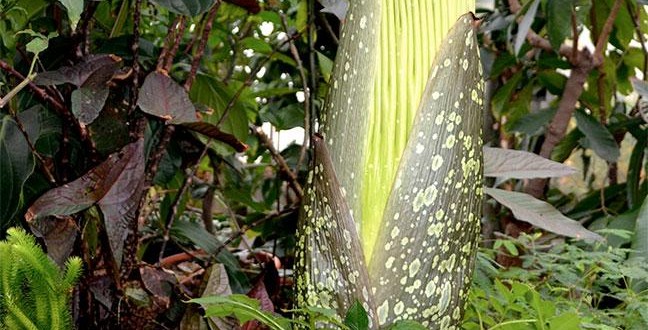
(484, 147), (577, 179)
(295, 135), (377, 327)
(368, 15), (483, 328)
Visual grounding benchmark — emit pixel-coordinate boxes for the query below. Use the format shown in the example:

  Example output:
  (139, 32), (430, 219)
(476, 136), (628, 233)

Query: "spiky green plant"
(0, 227), (82, 330)
(296, 0), (482, 329)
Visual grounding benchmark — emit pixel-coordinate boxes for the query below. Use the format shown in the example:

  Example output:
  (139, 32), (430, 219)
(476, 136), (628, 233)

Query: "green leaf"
(484, 187), (604, 241)
(514, 0), (540, 56)
(138, 71), (198, 124)
(317, 51), (334, 83)
(260, 103), (304, 130)
(484, 147), (577, 179)
(491, 71), (523, 117)
(574, 110), (620, 162)
(508, 107), (557, 135)
(546, 0), (573, 50)
(16, 30), (58, 56)
(151, 0), (216, 16)
(387, 320), (427, 330)
(240, 37), (272, 54)
(189, 74), (250, 142)
(343, 301), (369, 330)
(59, 0), (83, 30)
(0, 116), (35, 230)
(548, 312), (581, 330)
(189, 294), (290, 330)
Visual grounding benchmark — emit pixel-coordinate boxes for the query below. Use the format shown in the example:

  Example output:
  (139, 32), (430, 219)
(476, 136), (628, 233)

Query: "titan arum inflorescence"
(296, 1), (482, 328)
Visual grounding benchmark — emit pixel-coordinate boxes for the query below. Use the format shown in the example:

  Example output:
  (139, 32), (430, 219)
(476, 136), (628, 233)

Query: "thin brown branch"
(129, 0), (143, 117)
(184, 1), (222, 91)
(12, 114), (57, 184)
(216, 28), (306, 127)
(163, 16), (187, 72)
(280, 13), (310, 173)
(593, 0), (623, 67)
(318, 12), (339, 45)
(156, 16), (183, 72)
(252, 125), (304, 199)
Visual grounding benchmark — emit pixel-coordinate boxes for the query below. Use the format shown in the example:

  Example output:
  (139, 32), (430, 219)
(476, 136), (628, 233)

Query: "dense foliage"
(0, 0), (646, 329)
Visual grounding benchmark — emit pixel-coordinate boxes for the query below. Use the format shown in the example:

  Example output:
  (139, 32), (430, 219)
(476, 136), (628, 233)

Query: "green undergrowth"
(464, 234), (648, 330)
(0, 228), (82, 330)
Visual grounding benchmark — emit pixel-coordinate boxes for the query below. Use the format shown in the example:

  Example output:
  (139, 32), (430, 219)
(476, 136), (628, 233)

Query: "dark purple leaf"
(181, 122), (248, 152)
(137, 71), (198, 124)
(35, 54), (121, 86)
(28, 215), (77, 267)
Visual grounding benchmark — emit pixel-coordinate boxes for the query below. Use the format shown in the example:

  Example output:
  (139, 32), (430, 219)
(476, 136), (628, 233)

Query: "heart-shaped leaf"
(138, 71), (198, 124)
(484, 147), (577, 178)
(35, 54), (121, 86)
(484, 187), (604, 241)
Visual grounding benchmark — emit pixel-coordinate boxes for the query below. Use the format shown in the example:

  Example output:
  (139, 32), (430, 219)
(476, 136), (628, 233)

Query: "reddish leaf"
(28, 215), (77, 267)
(224, 0), (260, 13)
(242, 278), (274, 330)
(137, 71), (198, 124)
(26, 139), (146, 266)
(35, 54), (121, 86)
(181, 122), (248, 152)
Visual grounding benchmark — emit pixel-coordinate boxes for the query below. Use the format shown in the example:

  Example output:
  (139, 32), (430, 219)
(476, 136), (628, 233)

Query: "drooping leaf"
(484, 187), (603, 241)
(242, 279), (275, 330)
(514, 0), (540, 56)
(96, 139), (146, 266)
(574, 109), (620, 162)
(483, 147), (577, 179)
(343, 301), (369, 330)
(190, 264), (238, 329)
(59, 0), (83, 29)
(151, 0), (216, 16)
(368, 15), (483, 328)
(189, 295), (290, 330)
(0, 116), (35, 229)
(318, 0), (349, 20)
(295, 135), (377, 326)
(71, 86), (109, 125)
(138, 71), (198, 124)
(546, 0), (572, 50)
(181, 122), (248, 152)
(26, 139), (146, 266)
(28, 215), (77, 267)
(35, 54), (121, 86)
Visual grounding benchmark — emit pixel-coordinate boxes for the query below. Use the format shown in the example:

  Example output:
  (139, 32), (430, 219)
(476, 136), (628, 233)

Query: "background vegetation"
(0, 0), (646, 329)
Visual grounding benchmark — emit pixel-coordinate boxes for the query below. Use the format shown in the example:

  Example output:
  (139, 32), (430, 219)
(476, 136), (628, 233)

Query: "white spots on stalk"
(431, 155), (443, 171)
(432, 91), (441, 100)
(400, 237), (408, 246)
(390, 226), (400, 239)
(412, 184), (438, 212)
(435, 209), (445, 221)
(393, 212), (400, 220)
(443, 58), (451, 67)
(439, 282), (452, 313)
(415, 143), (425, 154)
(378, 301), (389, 325)
(444, 135), (456, 149)
(471, 89), (479, 102)
(394, 301), (405, 316)
(409, 258), (421, 277)
(344, 61), (350, 71)
(359, 15), (367, 29)
(426, 222), (443, 237)
(386, 256), (395, 269)
(466, 28), (474, 46)
(462, 58), (469, 71)
(343, 73), (348, 81)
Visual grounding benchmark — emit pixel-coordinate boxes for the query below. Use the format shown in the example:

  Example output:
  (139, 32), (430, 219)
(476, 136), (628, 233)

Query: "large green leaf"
(514, 0), (540, 56)
(59, 0), (83, 29)
(484, 147), (577, 179)
(546, 0), (572, 50)
(138, 71), (198, 124)
(368, 15), (483, 328)
(295, 135), (376, 326)
(484, 187), (603, 241)
(151, 0), (216, 16)
(574, 110), (620, 162)
(0, 116), (35, 229)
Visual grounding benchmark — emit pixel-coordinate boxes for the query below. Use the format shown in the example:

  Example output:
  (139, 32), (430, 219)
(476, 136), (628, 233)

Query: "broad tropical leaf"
(574, 110), (620, 163)
(26, 139), (146, 266)
(137, 71), (198, 124)
(483, 147), (577, 178)
(0, 116), (35, 229)
(295, 135), (377, 326)
(368, 15), (483, 328)
(35, 54), (121, 87)
(484, 187), (603, 241)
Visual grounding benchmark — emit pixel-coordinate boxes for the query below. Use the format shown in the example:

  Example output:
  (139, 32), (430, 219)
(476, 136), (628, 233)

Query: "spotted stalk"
(297, 0), (481, 328)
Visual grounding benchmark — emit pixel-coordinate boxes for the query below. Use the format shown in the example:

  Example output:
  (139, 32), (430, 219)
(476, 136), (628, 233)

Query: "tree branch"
(252, 125), (304, 199)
